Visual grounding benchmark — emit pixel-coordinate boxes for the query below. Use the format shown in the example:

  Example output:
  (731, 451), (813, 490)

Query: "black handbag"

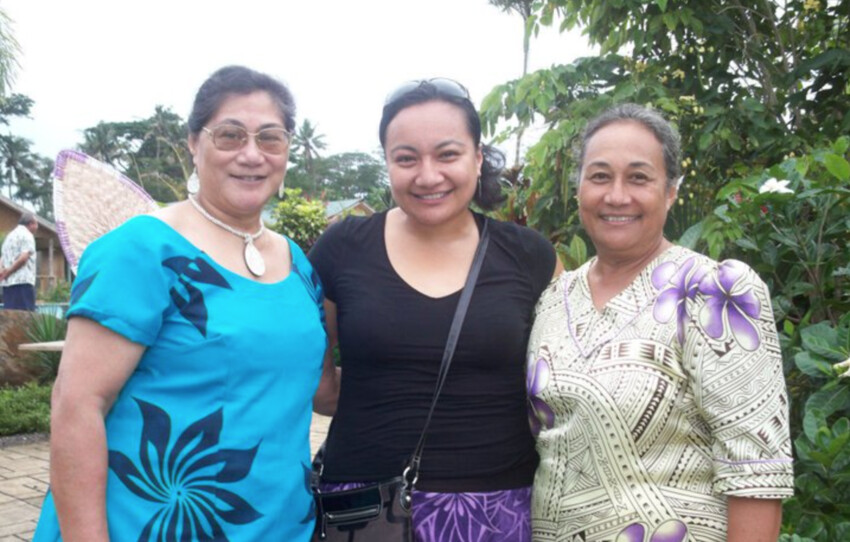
(311, 219), (491, 542)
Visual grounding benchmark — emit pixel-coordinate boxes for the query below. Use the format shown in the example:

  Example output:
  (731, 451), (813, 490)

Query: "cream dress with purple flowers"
(527, 245), (793, 542)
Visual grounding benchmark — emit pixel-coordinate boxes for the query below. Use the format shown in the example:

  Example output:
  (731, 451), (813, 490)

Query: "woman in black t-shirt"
(310, 78), (561, 542)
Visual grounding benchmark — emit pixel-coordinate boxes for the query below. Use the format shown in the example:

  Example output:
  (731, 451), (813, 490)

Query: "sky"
(3, 0), (594, 162)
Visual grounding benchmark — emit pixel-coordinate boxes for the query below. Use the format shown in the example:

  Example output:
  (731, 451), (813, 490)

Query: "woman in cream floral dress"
(527, 104), (793, 542)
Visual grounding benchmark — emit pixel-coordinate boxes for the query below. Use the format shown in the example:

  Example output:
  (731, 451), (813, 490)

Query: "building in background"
(324, 198), (375, 225)
(0, 195), (69, 297)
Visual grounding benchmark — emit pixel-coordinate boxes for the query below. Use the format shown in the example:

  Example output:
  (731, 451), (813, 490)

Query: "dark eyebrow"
(436, 139), (466, 149)
(389, 139), (467, 155)
(217, 119), (285, 130)
(389, 144), (418, 154)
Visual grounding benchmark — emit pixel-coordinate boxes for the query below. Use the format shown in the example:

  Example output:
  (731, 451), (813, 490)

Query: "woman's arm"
(50, 318), (144, 542)
(727, 496), (782, 542)
(313, 299), (341, 416)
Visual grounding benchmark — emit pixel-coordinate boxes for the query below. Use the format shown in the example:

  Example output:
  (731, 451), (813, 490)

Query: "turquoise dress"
(33, 215), (326, 541)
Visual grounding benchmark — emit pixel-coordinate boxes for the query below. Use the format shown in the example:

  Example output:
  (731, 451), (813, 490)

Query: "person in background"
(527, 103), (793, 542)
(33, 65), (329, 542)
(0, 211), (38, 310)
(310, 78), (561, 542)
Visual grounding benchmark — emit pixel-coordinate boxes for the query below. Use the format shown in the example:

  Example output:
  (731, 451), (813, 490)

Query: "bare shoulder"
(150, 201), (189, 228)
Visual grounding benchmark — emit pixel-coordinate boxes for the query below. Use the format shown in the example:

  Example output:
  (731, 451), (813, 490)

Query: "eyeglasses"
(383, 78), (471, 106)
(202, 125), (292, 155)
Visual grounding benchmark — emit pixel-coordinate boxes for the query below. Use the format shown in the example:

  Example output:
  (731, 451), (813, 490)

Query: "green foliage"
(0, 8), (20, 96)
(39, 280), (71, 303)
(0, 94), (54, 217)
(696, 138), (850, 326)
(288, 119), (328, 195)
(24, 313), (67, 383)
(482, 0), (850, 244)
(269, 188), (328, 252)
(80, 106), (191, 203)
(0, 382), (51, 436)
(781, 319), (850, 540)
(288, 148), (388, 207)
(697, 140), (850, 540)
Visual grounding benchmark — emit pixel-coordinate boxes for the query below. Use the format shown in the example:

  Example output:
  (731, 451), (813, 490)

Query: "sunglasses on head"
(202, 124), (292, 155)
(383, 78), (471, 106)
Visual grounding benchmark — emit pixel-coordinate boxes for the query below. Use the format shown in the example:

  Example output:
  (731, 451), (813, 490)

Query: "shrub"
(0, 382), (51, 436)
(24, 313), (67, 383)
(39, 280), (71, 303)
(697, 137), (850, 540)
(269, 188), (328, 252)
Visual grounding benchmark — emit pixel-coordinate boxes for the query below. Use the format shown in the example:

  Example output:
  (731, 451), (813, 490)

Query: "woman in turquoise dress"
(33, 65), (331, 541)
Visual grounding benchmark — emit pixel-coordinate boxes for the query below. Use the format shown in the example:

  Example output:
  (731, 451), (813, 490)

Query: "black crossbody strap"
(405, 218), (490, 483)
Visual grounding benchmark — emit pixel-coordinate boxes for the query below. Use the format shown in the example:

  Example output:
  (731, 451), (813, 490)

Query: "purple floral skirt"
(320, 482), (531, 542)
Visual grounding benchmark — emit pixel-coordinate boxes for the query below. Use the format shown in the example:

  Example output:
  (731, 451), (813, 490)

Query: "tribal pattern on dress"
(527, 246), (793, 542)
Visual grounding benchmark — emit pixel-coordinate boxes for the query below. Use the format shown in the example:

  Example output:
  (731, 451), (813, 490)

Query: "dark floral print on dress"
(108, 398), (262, 541)
(697, 259), (762, 351)
(651, 257), (708, 345)
(69, 271), (98, 306)
(527, 356), (555, 436)
(615, 519), (688, 542)
(162, 256), (232, 337)
(291, 259), (326, 330)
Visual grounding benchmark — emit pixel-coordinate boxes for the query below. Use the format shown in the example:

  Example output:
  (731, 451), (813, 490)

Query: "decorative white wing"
(52, 150), (159, 274)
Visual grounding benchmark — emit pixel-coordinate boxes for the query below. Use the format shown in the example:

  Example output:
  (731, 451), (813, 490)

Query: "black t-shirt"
(309, 211), (556, 491)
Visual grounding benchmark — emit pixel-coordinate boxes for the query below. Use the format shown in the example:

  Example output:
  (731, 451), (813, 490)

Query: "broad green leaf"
(806, 383), (850, 418)
(783, 319), (795, 336)
(654, 0), (668, 12)
(733, 238), (759, 251)
(832, 443), (850, 472)
(803, 408), (826, 441)
(566, 234), (588, 269)
(795, 351), (834, 378)
(801, 322), (847, 361)
(823, 153), (850, 181)
(833, 522), (850, 541)
(677, 220), (703, 248)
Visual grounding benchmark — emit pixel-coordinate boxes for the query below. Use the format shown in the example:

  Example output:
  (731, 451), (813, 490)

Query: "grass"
(0, 382), (51, 436)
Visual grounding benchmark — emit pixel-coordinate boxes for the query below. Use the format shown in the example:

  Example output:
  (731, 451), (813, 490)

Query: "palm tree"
(290, 119), (327, 196)
(0, 8), (21, 96)
(137, 106), (191, 200)
(80, 122), (130, 169)
(0, 134), (38, 199)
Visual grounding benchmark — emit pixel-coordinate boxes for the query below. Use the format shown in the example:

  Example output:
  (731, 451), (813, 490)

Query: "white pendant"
(244, 240), (266, 277)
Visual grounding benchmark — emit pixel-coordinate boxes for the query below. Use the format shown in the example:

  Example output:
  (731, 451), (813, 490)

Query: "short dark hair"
(378, 82), (505, 211)
(18, 212), (36, 226)
(187, 65), (296, 135)
(577, 103), (682, 190)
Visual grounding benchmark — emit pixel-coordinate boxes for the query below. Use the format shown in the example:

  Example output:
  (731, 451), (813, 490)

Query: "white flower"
(836, 358), (850, 379)
(759, 178), (794, 194)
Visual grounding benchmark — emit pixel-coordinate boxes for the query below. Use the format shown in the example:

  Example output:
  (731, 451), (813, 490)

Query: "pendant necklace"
(188, 195), (266, 277)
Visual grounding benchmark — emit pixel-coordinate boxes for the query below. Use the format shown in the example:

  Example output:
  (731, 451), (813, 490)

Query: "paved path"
(0, 415), (332, 541)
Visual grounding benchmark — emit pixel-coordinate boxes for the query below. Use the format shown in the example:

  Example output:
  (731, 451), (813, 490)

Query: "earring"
(278, 177), (286, 199)
(477, 175), (483, 199)
(187, 168), (200, 195)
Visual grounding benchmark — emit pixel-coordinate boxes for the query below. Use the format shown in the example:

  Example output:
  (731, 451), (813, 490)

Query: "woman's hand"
(50, 318), (144, 541)
(727, 496), (782, 542)
(313, 299), (341, 416)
